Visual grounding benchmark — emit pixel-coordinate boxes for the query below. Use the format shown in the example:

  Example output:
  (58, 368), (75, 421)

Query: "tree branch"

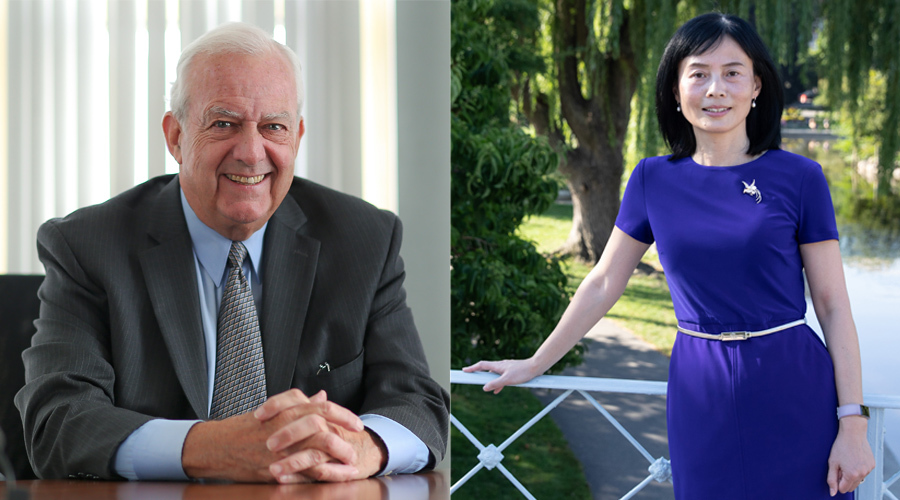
(556, 0), (589, 141)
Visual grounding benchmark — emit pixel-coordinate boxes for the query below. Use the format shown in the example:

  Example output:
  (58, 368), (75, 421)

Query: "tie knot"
(228, 241), (249, 269)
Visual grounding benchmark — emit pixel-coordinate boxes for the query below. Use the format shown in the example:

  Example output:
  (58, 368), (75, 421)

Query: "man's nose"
(233, 127), (266, 166)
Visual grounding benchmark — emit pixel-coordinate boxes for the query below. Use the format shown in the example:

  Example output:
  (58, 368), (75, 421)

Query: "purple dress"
(615, 149), (849, 499)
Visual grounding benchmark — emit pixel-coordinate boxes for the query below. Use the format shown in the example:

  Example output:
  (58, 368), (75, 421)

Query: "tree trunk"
(876, 160), (895, 199)
(552, 0), (638, 263)
(557, 146), (626, 263)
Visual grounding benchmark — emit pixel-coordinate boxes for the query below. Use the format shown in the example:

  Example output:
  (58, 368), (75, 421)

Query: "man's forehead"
(192, 56), (290, 88)
(186, 52), (297, 122)
(193, 49), (290, 73)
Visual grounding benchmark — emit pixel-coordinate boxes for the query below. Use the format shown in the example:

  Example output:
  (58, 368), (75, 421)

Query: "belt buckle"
(720, 331), (750, 341)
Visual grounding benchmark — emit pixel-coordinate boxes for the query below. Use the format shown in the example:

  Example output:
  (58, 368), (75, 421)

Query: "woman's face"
(675, 35), (761, 147)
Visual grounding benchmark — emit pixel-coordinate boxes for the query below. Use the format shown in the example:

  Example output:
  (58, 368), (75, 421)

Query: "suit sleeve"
(14, 220), (153, 479)
(357, 216), (449, 467)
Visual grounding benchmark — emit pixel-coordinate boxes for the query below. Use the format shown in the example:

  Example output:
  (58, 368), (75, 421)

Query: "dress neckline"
(687, 149), (770, 169)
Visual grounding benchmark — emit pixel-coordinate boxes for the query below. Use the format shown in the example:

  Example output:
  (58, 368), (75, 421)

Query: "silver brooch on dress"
(742, 180), (762, 204)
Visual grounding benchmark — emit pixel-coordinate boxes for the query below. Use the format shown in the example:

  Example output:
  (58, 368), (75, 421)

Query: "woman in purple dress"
(464, 13), (874, 498)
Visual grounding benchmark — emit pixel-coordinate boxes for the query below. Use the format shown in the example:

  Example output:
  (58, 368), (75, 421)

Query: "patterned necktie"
(209, 241), (267, 420)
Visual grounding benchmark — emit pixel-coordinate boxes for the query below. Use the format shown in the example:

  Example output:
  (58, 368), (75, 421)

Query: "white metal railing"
(451, 371), (671, 499)
(860, 394), (900, 500)
(451, 370), (900, 500)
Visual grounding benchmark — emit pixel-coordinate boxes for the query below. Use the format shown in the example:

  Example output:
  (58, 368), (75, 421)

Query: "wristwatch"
(837, 403), (870, 419)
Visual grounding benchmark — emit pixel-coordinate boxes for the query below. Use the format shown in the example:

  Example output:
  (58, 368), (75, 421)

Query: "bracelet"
(837, 404), (870, 419)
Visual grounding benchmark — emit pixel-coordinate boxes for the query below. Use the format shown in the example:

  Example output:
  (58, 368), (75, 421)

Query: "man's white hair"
(169, 22), (304, 124)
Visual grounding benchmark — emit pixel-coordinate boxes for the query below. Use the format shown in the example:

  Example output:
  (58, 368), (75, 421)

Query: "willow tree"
(514, 0), (900, 262)
(820, 1), (900, 199)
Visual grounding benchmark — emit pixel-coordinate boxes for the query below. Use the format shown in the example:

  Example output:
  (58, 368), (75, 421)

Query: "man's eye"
(265, 123), (286, 131)
(214, 121), (232, 128)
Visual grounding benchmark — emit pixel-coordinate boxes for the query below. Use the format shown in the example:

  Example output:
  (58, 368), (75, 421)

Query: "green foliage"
(452, 125), (560, 234)
(451, 0), (583, 370)
(452, 0), (544, 128)
(627, 0), (682, 158)
(845, 195), (900, 232)
(818, 0), (900, 197)
(451, 235), (581, 368)
(829, 71), (889, 157)
(822, 70), (900, 198)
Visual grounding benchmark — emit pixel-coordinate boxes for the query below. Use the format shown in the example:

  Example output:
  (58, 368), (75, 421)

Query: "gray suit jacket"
(15, 175), (449, 479)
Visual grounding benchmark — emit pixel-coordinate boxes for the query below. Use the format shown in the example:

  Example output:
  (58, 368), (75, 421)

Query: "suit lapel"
(259, 193), (320, 396)
(138, 177), (210, 419)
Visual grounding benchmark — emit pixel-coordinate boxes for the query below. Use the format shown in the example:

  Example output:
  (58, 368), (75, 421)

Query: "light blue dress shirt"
(113, 189), (429, 479)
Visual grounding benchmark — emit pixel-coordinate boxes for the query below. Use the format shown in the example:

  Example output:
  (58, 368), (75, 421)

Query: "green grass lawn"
(518, 203), (678, 356)
(450, 385), (591, 499)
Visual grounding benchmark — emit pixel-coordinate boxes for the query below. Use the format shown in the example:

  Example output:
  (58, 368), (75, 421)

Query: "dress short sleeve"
(615, 159), (655, 244)
(797, 164), (839, 244)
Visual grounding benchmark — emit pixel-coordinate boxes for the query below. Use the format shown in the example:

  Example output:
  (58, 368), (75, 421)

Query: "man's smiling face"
(164, 50), (304, 241)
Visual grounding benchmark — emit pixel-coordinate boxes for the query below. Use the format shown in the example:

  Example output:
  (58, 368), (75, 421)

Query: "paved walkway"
(531, 318), (900, 500)
(531, 318), (674, 500)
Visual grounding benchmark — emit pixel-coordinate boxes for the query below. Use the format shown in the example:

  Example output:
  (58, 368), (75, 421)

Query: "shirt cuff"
(360, 414), (429, 476)
(114, 419), (201, 480)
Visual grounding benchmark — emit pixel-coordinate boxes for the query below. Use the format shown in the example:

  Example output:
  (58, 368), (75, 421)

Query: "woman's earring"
(677, 104), (681, 113)
(751, 99), (756, 108)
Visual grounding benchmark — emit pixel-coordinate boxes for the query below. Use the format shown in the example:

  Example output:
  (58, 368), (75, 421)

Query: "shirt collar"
(180, 188), (267, 287)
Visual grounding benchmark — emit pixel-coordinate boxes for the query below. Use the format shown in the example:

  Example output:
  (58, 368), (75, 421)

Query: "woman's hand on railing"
(461, 359), (542, 394)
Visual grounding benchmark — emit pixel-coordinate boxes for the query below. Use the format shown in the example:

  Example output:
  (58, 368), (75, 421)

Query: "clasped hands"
(182, 389), (386, 483)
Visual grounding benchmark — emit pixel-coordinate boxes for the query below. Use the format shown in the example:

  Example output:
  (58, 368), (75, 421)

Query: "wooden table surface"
(0, 469), (449, 500)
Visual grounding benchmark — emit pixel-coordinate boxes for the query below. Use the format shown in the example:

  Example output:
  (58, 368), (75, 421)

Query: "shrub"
(450, 0), (584, 371)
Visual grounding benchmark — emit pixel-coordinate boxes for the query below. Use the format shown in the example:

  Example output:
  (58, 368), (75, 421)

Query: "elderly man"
(15, 23), (448, 483)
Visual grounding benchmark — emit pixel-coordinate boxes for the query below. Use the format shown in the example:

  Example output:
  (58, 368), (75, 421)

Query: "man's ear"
(294, 119), (305, 156)
(162, 112), (183, 164)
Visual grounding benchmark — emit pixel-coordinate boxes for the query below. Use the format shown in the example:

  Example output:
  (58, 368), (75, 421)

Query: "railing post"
(859, 407), (885, 500)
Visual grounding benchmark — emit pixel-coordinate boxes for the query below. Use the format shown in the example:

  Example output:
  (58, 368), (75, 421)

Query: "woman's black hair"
(656, 13), (783, 160)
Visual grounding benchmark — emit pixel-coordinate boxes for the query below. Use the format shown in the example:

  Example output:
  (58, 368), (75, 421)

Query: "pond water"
(806, 229), (900, 460)
(789, 139), (900, 460)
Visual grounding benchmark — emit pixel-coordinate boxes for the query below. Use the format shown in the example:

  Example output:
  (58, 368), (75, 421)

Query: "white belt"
(677, 319), (806, 341)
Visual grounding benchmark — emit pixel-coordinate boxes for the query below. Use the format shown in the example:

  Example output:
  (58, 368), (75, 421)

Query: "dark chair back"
(0, 274), (42, 480)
